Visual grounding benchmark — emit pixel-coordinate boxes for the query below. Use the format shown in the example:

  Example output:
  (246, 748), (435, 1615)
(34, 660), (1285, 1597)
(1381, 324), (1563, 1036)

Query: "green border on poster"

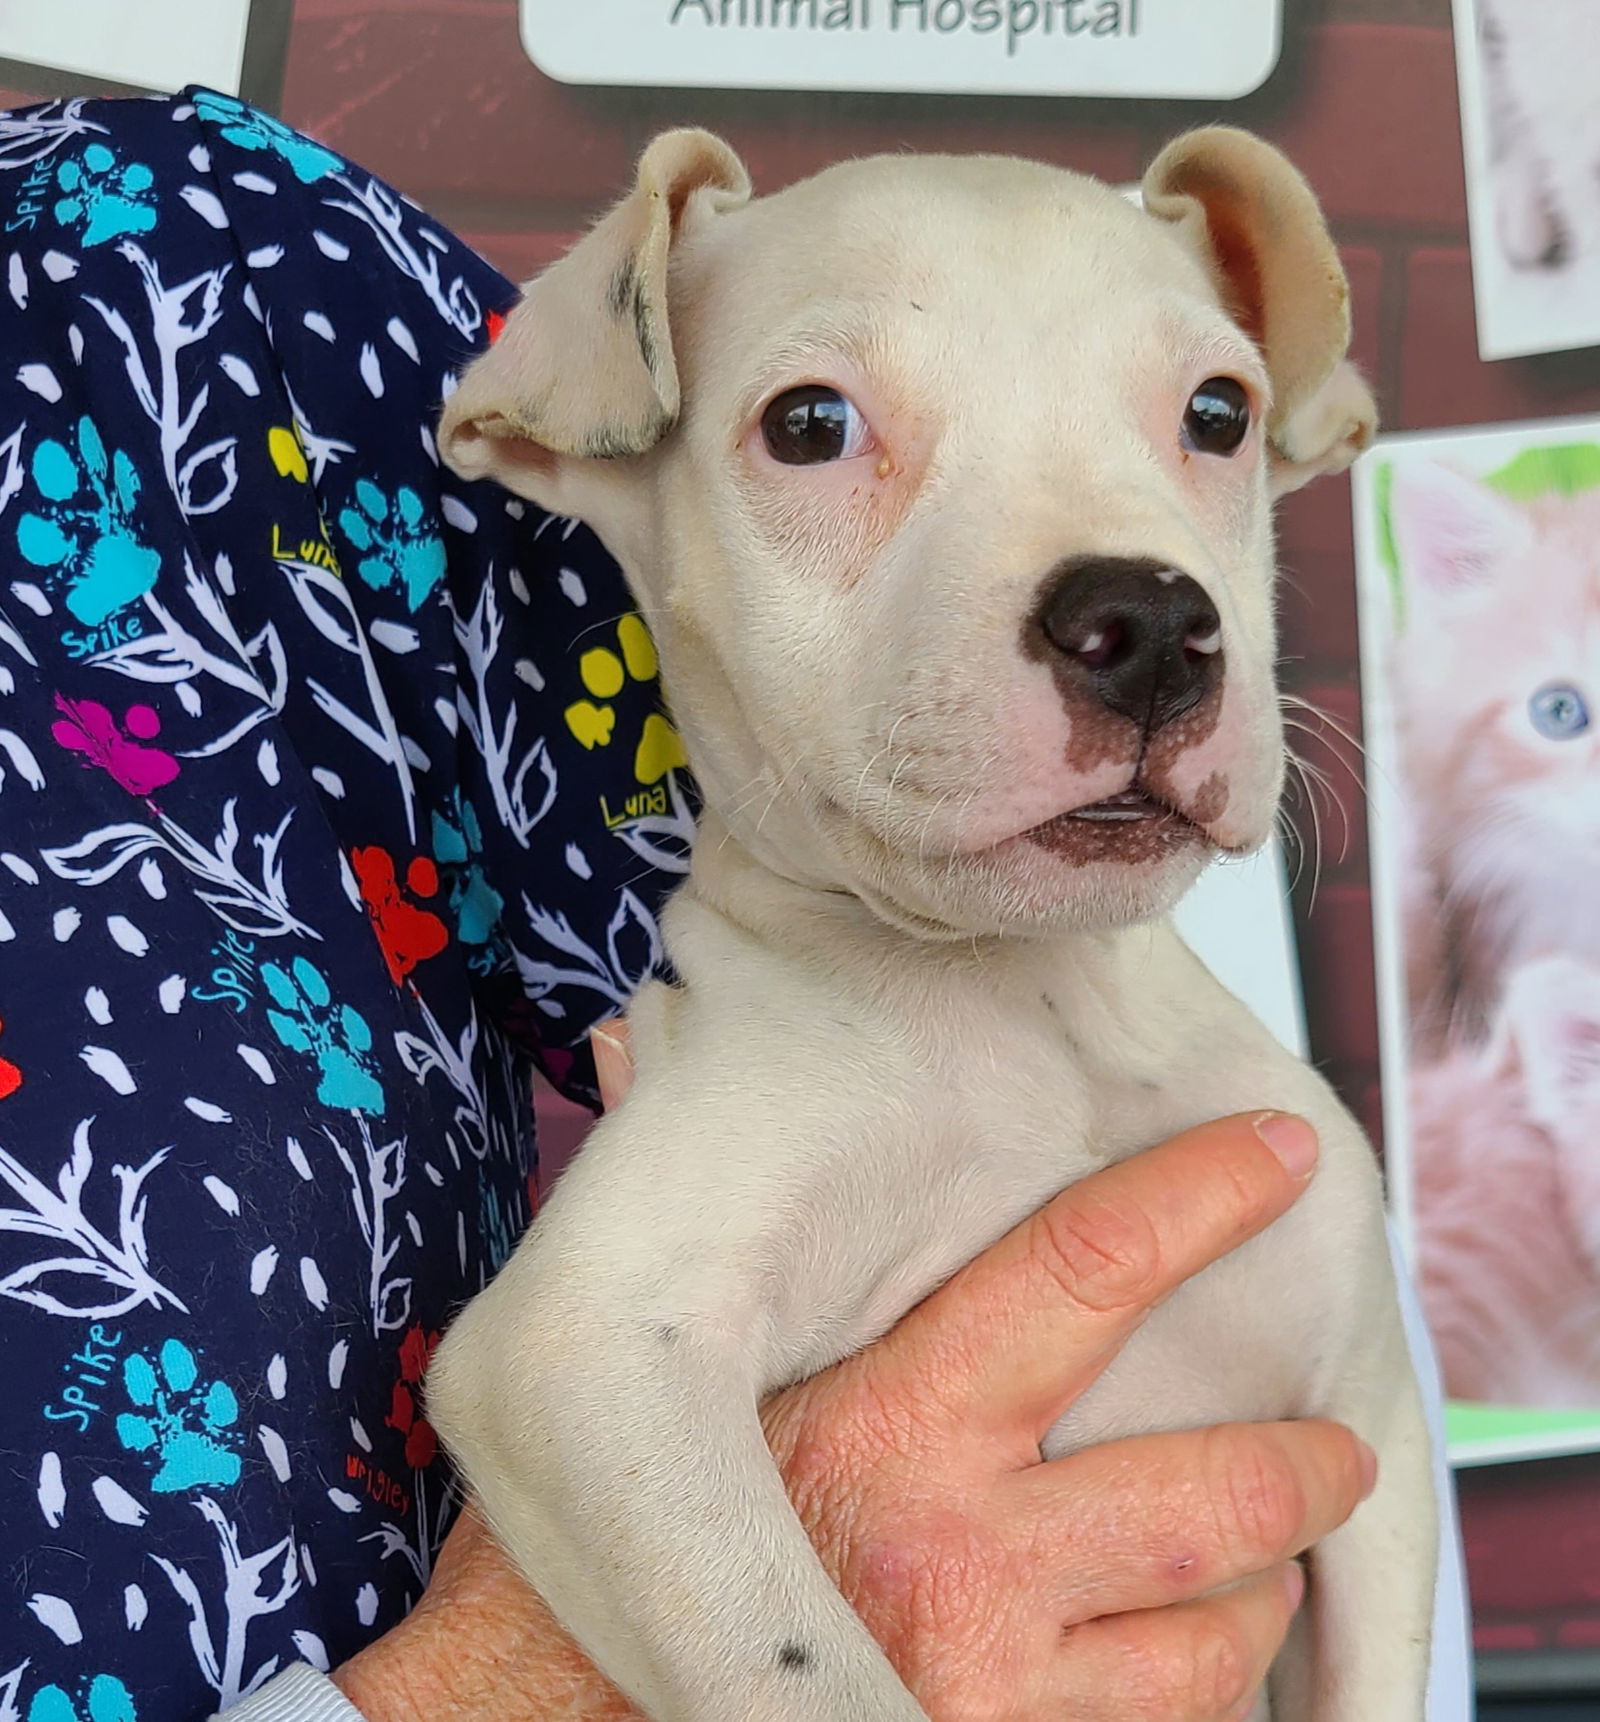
(1448, 1401), (1600, 1468)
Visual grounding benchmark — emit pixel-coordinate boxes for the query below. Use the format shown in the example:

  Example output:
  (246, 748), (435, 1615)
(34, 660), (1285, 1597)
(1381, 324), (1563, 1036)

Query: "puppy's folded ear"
(439, 129), (751, 501)
(1141, 128), (1377, 497)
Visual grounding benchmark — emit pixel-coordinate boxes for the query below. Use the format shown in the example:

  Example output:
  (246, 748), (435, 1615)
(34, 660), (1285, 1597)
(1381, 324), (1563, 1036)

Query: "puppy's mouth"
(1024, 787), (1210, 863)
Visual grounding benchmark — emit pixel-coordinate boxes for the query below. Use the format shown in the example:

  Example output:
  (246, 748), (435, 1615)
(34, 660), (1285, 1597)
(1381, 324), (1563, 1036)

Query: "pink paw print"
(52, 696), (180, 798)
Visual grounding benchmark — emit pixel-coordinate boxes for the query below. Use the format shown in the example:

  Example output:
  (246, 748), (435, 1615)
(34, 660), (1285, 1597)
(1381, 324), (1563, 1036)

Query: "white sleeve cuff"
(212, 1664), (371, 1722)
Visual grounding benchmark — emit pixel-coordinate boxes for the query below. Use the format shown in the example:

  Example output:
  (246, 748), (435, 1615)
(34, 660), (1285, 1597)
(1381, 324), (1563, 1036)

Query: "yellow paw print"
(269, 424), (309, 483)
(564, 614), (688, 786)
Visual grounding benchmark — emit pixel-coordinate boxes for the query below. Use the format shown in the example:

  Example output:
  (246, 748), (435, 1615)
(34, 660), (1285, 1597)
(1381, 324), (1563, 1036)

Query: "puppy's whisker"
(1280, 746), (1331, 903)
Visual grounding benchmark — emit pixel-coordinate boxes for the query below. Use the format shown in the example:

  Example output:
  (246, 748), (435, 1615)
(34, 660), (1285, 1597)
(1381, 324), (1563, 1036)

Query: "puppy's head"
(441, 128), (1373, 939)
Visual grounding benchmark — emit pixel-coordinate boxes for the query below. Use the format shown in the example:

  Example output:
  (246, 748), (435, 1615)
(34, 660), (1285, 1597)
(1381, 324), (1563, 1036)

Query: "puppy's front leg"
(428, 1109), (929, 1722)
(1288, 1322), (1438, 1722)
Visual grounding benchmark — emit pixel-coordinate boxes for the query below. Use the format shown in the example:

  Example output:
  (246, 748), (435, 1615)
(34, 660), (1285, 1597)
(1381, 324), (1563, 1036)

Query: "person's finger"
(1006, 1419), (1373, 1623)
(863, 1112), (1318, 1451)
(1042, 1562), (1304, 1722)
(590, 1018), (633, 1111)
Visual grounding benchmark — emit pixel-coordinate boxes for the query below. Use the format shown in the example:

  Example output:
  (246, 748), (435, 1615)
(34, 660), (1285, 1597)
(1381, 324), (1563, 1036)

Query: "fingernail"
(1253, 1113), (1319, 1181)
(1283, 1562), (1306, 1612)
(1356, 1439), (1379, 1501)
(589, 1023), (633, 1110)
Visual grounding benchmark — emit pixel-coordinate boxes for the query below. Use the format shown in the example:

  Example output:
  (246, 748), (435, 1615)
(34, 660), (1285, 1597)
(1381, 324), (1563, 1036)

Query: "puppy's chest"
(767, 986), (1245, 1381)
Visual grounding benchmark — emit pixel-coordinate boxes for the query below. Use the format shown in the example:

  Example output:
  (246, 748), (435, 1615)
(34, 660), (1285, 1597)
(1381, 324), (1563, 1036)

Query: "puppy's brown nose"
(1038, 559), (1222, 733)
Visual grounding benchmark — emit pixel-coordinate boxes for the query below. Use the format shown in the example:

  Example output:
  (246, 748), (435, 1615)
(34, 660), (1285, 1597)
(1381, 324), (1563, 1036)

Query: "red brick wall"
(13, 0), (1598, 1668)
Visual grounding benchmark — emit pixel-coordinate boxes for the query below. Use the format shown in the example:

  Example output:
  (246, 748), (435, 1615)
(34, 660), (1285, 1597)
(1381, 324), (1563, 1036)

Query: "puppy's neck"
(685, 808), (1127, 975)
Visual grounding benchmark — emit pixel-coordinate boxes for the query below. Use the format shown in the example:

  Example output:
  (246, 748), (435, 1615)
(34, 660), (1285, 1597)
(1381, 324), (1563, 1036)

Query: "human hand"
(335, 1022), (1369, 1722)
(601, 1019), (1370, 1722)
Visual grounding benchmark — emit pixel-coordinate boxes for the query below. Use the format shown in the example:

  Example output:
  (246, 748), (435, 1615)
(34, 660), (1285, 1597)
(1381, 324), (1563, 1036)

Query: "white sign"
(0, 0), (253, 97)
(522, 0), (1281, 101)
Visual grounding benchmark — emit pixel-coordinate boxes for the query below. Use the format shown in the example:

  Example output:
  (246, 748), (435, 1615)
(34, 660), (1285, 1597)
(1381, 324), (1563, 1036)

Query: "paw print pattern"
(52, 696), (180, 798)
(351, 846), (449, 985)
(430, 793), (505, 956)
(268, 424), (310, 484)
(384, 1323), (441, 1470)
(564, 614), (688, 786)
(53, 144), (157, 247)
(27, 1675), (138, 1722)
(0, 1012), (21, 1100)
(337, 480), (446, 611)
(192, 90), (344, 185)
(262, 955), (386, 1115)
(114, 1339), (242, 1494)
(16, 418), (161, 629)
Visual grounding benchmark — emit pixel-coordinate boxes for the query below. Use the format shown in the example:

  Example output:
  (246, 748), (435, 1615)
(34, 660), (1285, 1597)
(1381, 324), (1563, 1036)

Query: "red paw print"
(0, 1014), (20, 1101)
(386, 1322), (442, 1470)
(351, 846), (449, 985)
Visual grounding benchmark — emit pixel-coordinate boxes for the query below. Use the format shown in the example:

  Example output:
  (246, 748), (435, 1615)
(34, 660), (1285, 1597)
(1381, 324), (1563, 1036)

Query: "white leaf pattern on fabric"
(38, 1451), (65, 1526)
(385, 317), (417, 362)
(27, 1594), (82, 1645)
(259, 1426), (291, 1482)
(0, 727), (44, 792)
(204, 1174), (240, 1213)
(291, 1630), (329, 1671)
(238, 1044), (276, 1084)
(46, 805), (317, 941)
(81, 1045), (136, 1094)
(358, 344), (384, 398)
(18, 363), (61, 402)
(106, 915), (149, 955)
(220, 353), (261, 396)
(0, 1126), (187, 1318)
(180, 185), (229, 228)
(151, 1496), (301, 1704)
(92, 1474), (149, 1526)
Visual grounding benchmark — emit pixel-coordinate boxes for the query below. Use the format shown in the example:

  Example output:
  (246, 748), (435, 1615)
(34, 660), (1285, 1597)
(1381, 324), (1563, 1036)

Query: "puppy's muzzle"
(1037, 558), (1222, 734)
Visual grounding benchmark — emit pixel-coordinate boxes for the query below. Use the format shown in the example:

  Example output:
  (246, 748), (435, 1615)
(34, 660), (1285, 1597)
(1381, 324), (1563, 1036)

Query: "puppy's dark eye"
(761, 386), (870, 466)
(1182, 377), (1252, 456)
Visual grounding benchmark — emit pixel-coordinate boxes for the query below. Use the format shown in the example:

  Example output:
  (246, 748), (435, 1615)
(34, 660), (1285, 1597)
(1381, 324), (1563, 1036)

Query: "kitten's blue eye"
(1530, 683), (1591, 739)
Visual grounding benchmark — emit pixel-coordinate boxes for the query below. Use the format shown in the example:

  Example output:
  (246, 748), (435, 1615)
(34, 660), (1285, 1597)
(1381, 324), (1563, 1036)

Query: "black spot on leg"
(776, 1643), (812, 1672)
(654, 1323), (678, 1345)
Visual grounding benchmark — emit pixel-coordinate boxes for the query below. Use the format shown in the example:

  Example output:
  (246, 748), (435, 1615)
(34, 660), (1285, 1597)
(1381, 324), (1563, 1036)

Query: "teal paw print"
(339, 480), (447, 612)
(192, 90), (342, 185)
(17, 417), (161, 628)
(28, 1675), (137, 1722)
(114, 1338), (241, 1494)
(54, 144), (157, 247)
(432, 794), (505, 953)
(262, 955), (386, 1115)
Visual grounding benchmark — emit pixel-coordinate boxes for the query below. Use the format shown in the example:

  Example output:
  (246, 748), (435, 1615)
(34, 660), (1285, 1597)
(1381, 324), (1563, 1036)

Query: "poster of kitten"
(1355, 417), (1600, 1464)
(1452, 0), (1600, 359)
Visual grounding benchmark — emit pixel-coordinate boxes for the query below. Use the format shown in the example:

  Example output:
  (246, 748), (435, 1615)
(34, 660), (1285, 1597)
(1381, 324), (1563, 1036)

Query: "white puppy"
(431, 128), (1436, 1722)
